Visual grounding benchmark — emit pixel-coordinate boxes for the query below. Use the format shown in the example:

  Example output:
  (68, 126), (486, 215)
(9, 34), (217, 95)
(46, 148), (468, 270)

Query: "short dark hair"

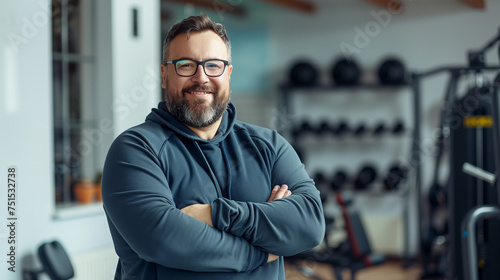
(162, 14), (231, 63)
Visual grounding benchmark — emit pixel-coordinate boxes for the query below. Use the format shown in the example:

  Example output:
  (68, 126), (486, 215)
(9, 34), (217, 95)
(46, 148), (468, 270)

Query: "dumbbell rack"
(278, 82), (421, 264)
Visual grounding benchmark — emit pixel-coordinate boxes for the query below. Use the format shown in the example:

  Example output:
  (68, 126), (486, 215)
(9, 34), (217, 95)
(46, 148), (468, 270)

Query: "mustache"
(182, 84), (217, 93)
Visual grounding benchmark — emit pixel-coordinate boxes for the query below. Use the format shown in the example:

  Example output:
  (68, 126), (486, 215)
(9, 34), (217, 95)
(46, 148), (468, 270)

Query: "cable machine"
(412, 28), (500, 280)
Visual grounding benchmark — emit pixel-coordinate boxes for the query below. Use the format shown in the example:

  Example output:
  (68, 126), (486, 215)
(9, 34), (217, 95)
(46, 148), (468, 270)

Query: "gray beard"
(165, 89), (229, 128)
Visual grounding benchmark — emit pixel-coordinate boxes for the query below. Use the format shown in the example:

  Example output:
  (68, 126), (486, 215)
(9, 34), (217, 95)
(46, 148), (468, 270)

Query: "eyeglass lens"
(175, 60), (226, 77)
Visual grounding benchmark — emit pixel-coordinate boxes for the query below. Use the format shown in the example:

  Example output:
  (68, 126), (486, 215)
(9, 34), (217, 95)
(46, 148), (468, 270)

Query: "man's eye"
(178, 63), (194, 68)
(206, 63), (221, 69)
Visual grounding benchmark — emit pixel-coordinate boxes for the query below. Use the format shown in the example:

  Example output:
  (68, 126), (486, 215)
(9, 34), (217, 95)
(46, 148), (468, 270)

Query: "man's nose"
(191, 65), (210, 83)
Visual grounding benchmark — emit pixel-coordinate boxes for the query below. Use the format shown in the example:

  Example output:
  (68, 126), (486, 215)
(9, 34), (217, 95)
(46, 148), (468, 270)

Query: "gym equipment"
(392, 120), (405, 135)
(354, 165), (377, 190)
(353, 123), (368, 137)
(378, 58), (406, 85)
(449, 83), (499, 280)
(330, 170), (348, 191)
(313, 171), (328, 186)
(286, 191), (385, 280)
(289, 60), (319, 87)
(23, 240), (75, 280)
(461, 72), (500, 280)
(412, 27), (500, 280)
(420, 92), (449, 279)
(372, 122), (386, 136)
(316, 119), (333, 136)
(383, 164), (408, 191)
(331, 58), (362, 86)
(292, 120), (315, 138)
(333, 120), (350, 137)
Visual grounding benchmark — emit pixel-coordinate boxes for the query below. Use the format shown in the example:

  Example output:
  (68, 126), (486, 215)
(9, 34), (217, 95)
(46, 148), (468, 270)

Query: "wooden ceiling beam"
(162, 0), (245, 16)
(459, 0), (486, 9)
(363, 0), (403, 12)
(258, 0), (315, 14)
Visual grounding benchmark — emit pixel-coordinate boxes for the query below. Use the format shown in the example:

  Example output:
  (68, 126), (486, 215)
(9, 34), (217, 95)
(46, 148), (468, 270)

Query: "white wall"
(0, 0), (159, 279)
(112, 0), (162, 136)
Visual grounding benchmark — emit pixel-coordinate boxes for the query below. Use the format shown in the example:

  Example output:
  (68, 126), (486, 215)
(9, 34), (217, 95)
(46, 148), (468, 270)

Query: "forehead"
(168, 30), (228, 60)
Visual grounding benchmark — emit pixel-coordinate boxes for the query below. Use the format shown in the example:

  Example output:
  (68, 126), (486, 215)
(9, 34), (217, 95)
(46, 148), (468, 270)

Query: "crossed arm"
(180, 184), (292, 263)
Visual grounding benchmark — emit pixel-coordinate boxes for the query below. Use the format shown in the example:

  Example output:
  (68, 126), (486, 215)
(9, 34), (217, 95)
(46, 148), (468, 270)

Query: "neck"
(187, 118), (222, 140)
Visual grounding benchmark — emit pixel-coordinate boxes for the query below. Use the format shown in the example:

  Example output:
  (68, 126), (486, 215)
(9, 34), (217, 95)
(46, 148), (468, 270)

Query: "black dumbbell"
(383, 164), (409, 191)
(378, 58), (406, 85)
(330, 170), (348, 191)
(331, 58), (361, 86)
(353, 123), (368, 137)
(392, 120), (405, 135)
(312, 171), (328, 186)
(333, 120), (350, 137)
(316, 119), (333, 136)
(373, 122), (386, 136)
(289, 60), (319, 87)
(293, 120), (315, 138)
(354, 165), (377, 190)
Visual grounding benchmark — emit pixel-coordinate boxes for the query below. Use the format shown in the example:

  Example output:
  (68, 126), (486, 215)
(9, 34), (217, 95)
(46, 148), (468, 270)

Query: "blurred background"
(1, 0), (499, 279)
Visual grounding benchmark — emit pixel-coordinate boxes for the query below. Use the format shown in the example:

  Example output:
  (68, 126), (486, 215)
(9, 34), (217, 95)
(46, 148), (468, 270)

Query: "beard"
(165, 83), (230, 128)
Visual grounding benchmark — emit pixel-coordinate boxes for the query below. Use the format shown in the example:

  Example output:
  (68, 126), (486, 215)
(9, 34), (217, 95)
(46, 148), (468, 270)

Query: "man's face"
(161, 31), (233, 128)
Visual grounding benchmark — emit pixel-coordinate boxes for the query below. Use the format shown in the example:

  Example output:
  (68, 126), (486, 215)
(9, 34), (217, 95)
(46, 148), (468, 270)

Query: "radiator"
(72, 247), (118, 280)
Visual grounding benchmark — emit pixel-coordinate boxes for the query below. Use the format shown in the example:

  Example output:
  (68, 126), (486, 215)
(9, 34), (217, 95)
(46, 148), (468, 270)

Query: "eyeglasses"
(164, 59), (229, 77)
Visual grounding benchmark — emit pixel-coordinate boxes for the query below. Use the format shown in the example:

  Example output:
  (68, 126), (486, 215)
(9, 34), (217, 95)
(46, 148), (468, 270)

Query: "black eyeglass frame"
(164, 59), (230, 77)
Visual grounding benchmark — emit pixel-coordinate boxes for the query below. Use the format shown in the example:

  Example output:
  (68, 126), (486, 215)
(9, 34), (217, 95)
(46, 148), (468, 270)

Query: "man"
(102, 14), (325, 280)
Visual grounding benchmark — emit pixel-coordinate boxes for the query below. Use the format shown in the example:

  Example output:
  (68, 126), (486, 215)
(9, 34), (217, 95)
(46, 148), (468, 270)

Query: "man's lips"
(187, 90), (212, 95)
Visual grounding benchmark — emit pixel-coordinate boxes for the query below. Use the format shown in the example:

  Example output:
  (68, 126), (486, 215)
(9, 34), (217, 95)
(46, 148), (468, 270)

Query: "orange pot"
(74, 180), (95, 204)
(95, 183), (102, 202)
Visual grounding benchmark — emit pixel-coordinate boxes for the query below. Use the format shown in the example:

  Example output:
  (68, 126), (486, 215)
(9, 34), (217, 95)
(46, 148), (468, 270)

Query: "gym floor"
(284, 258), (423, 280)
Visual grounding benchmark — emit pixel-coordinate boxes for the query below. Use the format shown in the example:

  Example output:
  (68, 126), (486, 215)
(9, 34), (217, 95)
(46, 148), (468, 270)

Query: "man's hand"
(266, 185), (290, 264)
(180, 204), (213, 227)
(267, 184), (292, 202)
(268, 253), (279, 263)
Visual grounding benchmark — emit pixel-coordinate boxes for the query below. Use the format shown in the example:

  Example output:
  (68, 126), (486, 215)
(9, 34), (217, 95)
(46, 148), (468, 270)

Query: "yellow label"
(463, 116), (493, 128)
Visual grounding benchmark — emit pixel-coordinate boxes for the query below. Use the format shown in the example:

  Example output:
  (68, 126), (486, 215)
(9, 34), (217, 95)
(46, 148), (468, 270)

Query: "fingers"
(267, 185), (292, 202)
(267, 253), (279, 263)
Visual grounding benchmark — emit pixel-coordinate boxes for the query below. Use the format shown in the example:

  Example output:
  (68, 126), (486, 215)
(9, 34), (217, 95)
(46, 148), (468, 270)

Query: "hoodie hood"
(146, 101), (236, 144)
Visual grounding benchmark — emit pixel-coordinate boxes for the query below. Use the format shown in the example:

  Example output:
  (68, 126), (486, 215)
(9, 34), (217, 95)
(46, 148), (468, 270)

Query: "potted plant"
(94, 171), (103, 202)
(74, 179), (95, 204)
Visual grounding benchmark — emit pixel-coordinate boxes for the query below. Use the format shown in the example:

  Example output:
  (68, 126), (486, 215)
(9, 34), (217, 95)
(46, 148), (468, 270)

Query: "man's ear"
(161, 64), (167, 89)
(227, 64), (233, 79)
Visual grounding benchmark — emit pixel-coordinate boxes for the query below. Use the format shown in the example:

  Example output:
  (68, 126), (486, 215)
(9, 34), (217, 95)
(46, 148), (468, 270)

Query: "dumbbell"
(377, 58), (406, 85)
(292, 120), (315, 138)
(333, 120), (350, 137)
(392, 120), (405, 135)
(383, 164), (409, 191)
(373, 122), (386, 136)
(330, 170), (348, 191)
(289, 60), (319, 87)
(312, 171), (328, 186)
(354, 164), (377, 190)
(353, 123), (369, 137)
(331, 58), (361, 86)
(316, 119), (334, 136)
(312, 171), (329, 204)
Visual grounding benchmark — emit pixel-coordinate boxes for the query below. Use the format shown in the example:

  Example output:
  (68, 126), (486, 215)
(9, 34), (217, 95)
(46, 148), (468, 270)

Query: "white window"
(52, 0), (104, 205)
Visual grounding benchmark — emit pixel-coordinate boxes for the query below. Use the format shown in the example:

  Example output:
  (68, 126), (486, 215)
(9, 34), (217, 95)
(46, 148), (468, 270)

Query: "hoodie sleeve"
(210, 132), (325, 256)
(102, 130), (267, 273)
